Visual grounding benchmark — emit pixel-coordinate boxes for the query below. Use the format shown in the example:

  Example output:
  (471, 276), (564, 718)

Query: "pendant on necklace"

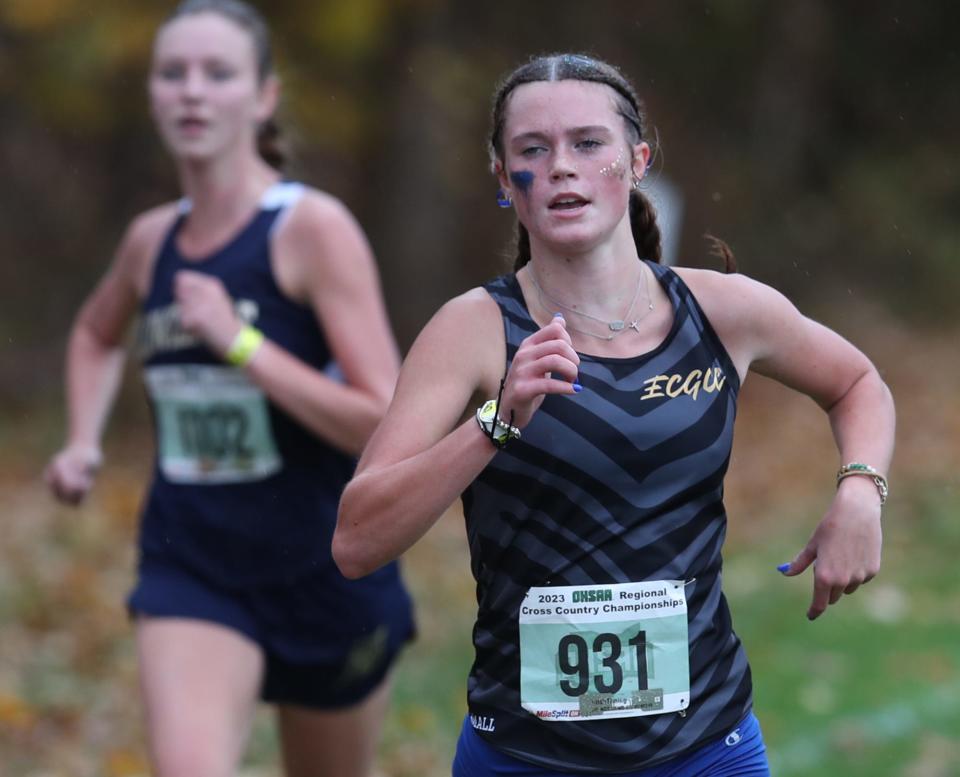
(628, 320), (642, 333)
(608, 320), (625, 331)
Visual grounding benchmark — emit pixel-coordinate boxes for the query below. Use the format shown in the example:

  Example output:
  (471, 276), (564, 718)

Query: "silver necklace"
(528, 265), (654, 340)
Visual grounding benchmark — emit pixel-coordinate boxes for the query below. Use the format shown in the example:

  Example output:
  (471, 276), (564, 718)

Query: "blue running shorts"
(453, 710), (770, 776)
(128, 555), (414, 709)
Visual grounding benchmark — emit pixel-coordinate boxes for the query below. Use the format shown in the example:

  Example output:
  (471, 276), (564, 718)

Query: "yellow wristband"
(226, 325), (264, 367)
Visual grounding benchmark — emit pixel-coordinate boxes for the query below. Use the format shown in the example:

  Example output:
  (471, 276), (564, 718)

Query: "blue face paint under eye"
(509, 170), (534, 195)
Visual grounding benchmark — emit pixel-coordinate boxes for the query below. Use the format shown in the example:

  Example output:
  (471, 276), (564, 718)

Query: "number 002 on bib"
(145, 364), (282, 484)
(519, 580), (690, 721)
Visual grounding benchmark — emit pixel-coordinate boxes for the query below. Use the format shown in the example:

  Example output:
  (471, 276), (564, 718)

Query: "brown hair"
(163, 0), (286, 169)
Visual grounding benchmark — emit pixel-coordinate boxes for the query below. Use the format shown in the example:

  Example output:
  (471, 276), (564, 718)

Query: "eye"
(207, 64), (236, 81)
(576, 138), (604, 151)
(520, 145), (546, 158)
(155, 63), (186, 81)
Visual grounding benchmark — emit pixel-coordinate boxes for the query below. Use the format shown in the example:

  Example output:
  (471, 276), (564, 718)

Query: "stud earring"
(496, 188), (513, 208)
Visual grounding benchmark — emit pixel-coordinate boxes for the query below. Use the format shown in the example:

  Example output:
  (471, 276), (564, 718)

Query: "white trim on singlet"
(260, 180), (305, 209)
(174, 181), (305, 221)
(263, 181), (306, 237)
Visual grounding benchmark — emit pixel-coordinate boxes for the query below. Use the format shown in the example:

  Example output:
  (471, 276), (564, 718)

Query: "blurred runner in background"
(45, 2), (414, 775)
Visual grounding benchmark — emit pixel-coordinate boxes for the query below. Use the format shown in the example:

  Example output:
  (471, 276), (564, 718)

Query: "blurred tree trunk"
(365, 8), (474, 348)
(751, 0), (833, 193)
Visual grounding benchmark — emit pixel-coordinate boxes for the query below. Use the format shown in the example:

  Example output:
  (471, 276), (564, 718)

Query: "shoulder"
(672, 265), (765, 297)
(419, 286), (505, 346)
(672, 266), (809, 374)
(433, 285), (504, 327)
(407, 285), (507, 395)
(74, 202), (179, 337)
(115, 202), (180, 295)
(271, 187), (374, 299)
(672, 266), (797, 331)
(672, 265), (874, 395)
(123, 202), (179, 254)
(277, 186), (365, 246)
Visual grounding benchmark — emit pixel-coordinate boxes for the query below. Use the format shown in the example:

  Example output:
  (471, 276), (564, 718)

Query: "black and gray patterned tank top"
(460, 261), (753, 772)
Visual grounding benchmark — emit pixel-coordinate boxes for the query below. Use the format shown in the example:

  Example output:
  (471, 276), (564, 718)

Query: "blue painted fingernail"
(554, 312), (564, 318)
(572, 383), (583, 393)
(777, 563), (790, 574)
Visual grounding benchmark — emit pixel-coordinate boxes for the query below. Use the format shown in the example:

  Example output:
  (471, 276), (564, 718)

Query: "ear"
(631, 141), (651, 181)
(255, 74), (280, 123)
(493, 159), (512, 196)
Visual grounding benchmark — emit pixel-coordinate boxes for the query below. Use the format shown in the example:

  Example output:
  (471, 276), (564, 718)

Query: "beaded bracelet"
(226, 325), (265, 367)
(836, 462), (889, 506)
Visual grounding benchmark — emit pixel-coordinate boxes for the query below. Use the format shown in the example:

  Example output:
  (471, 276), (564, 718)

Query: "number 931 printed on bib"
(519, 581), (690, 721)
(145, 365), (282, 484)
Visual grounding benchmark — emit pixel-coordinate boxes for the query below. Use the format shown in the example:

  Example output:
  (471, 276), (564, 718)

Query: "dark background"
(3, 0), (957, 397)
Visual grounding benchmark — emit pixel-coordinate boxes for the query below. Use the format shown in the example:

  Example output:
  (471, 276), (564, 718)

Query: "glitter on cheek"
(509, 170), (535, 196)
(598, 149), (627, 179)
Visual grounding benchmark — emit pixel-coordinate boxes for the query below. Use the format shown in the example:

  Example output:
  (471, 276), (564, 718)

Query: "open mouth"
(177, 117), (208, 132)
(549, 196), (589, 210)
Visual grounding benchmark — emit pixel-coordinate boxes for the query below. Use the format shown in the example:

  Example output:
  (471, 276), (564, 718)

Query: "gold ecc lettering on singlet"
(640, 366), (726, 401)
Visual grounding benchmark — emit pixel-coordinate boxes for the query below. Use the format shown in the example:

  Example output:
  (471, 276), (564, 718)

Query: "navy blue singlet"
(135, 183), (396, 592)
(460, 262), (752, 773)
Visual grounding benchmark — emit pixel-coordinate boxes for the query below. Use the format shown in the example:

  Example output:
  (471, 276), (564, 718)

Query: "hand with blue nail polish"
(777, 486), (882, 621)
(496, 311), (582, 430)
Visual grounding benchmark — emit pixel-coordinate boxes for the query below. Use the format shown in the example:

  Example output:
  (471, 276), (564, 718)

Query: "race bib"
(144, 364), (282, 484)
(519, 580), (690, 721)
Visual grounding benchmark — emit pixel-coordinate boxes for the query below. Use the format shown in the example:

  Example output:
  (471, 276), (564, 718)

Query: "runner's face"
(149, 12), (272, 162)
(499, 80), (649, 254)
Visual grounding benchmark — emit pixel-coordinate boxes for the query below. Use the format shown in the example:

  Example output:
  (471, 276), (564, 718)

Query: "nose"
(549, 148), (577, 181)
(181, 67), (206, 101)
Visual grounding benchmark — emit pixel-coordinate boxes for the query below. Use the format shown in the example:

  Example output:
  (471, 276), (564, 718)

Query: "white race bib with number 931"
(144, 364), (282, 484)
(519, 580), (690, 721)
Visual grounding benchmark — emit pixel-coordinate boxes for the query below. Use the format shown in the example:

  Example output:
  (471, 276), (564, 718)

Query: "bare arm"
(46, 208), (173, 503)
(333, 293), (580, 579)
(681, 269), (896, 619)
(175, 193), (400, 456)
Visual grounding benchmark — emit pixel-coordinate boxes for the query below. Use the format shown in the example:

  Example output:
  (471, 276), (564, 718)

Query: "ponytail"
(628, 190), (662, 264)
(512, 223), (532, 271)
(257, 118), (286, 171)
(703, 233), (737, 273)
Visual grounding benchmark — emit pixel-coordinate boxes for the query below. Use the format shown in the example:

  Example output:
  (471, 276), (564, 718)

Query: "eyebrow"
(154, 54), (239, 67)
(510, 125), (614, 143)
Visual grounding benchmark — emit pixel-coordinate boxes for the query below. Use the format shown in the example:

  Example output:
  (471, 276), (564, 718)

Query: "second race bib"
(144, 364), (282, 484)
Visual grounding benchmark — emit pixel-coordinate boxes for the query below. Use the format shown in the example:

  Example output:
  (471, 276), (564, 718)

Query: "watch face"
(476, 399), (519, 447)
(480, 399), (499, 422)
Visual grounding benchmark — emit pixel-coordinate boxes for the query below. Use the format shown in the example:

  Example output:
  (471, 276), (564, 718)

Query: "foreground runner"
(333, 53), (894, 776)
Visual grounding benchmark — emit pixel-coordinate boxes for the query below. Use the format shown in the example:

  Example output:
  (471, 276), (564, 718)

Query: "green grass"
(729, 484), (960, 776)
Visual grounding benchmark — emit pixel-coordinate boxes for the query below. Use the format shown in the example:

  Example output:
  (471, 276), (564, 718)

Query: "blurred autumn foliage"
(2, 0), (958, 399)
(1, 1), (959, 775)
